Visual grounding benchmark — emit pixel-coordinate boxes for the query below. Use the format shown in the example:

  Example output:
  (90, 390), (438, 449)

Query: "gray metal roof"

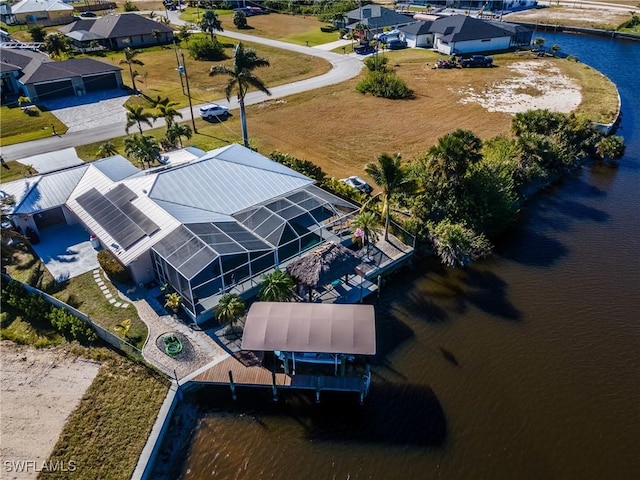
(242, 302), (377, 355)
(149, 144), (313, 216)
(92, 155), (140, 181)
(19, 58), (121, 84)
(14, 166), (88, 214)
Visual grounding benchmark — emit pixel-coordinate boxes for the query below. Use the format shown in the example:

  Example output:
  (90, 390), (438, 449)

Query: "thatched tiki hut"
(286, 242), (361, 301)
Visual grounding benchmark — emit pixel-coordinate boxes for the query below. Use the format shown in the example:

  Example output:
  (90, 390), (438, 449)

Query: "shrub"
(364, 55), (388, 72)
(233, 10), (247, 28)
(97, 250), (130, 283)
(123, 1), (139, 11)
(188, 37), (226, 61)
(48, 308), (98, 343)
(269, 151), (326, 182)
(356, 71), (413, 99)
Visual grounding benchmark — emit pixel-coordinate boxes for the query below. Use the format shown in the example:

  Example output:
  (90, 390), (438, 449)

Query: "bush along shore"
(271, 109), (626, 267)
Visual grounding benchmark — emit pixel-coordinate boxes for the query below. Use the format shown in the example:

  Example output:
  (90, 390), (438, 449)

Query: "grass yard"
(43, 353), (169, 480)
(0, 105), (68, 145)
(3, 249), (148, 349)
(230, 51), (618, 180)
(87, 35), (329, 109)
(0, 161), (37, 182)
(179, 10), (340, 45)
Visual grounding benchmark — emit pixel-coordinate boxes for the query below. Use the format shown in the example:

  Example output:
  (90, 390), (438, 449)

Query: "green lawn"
(3, 249), (148, 349)
(43, 354), (169, 480)
(0, 105), (68, 145)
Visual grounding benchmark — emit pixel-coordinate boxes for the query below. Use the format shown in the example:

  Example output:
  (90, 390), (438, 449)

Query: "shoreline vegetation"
(0, 5), (629, 478)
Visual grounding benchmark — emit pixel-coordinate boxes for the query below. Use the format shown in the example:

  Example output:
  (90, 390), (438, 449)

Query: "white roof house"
(11, 0), (73, 14)
(2, 145), (360, 323)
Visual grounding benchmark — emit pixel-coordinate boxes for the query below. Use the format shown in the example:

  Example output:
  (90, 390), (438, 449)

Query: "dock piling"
(271, 371), (278, 402)
(228, 370), (237, 401)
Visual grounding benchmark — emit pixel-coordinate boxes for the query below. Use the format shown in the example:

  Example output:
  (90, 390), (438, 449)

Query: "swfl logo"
(3, 460), (77, 473)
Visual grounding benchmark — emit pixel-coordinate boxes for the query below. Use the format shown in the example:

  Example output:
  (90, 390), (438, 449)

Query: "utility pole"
(180, 51), (197, 134)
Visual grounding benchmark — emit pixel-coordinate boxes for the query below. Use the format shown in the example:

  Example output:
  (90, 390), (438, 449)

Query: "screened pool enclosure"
(151, 185), (359, 321)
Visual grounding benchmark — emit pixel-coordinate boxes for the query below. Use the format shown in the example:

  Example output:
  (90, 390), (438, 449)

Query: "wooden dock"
(191, 352), (369, 400)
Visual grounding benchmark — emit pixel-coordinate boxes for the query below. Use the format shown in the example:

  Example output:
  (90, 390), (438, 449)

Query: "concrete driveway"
(31, 224), (99, 282)
(41, 89), (130, 133)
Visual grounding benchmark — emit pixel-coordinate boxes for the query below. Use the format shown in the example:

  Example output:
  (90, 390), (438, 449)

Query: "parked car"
(376, 30), (400, 44)
(340, 176), (373, 194)
(386, 39), (408, 50)
(80, 11), (97, 17)
(460, 55), (493, 68)
(199, 103), (230, 120)
(354, 43), (376, 55)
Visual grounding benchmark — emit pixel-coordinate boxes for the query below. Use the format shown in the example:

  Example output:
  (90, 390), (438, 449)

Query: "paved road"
(2, 21), (363, 160)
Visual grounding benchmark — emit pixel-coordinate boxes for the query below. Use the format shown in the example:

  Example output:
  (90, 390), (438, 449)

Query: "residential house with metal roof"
(2, 145), (360, 323)
(7, 0), (74, 25)
(342, 5), (418, 38)
(399, 21), (434, 48)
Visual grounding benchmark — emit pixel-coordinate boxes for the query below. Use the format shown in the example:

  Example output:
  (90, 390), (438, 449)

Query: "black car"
(80, 11), (97, 17)
(354, 43), (376, 55)
(386, 39), (408, 50)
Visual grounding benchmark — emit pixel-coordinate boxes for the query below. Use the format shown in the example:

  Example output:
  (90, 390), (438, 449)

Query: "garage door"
(84, 73), (119, 92)
(34, 207), (66, 230)
(34, 80), (74, 101)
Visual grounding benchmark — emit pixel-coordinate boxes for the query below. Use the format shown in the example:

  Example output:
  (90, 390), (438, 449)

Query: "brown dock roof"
(241, 302), (376, 355)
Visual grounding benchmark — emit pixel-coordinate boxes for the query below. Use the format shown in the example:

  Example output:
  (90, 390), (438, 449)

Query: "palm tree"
(209, 42), (271, 148)
(119, 47), (145, 94)
(259, 269), (295, 302)
(124, 134), (161, 169)
(351, 211), (380, 257)
(364, 153), (413, 241)
(125, 105), (154, 134)
(166, 123), (192, 148)
(154, 98), (182, 128)
(177, 24), (192, 45)
(215, 293), (246, 332)
(96, 140), (118, 158)
(43, 33), (69, 58)
(151, 28), (162, 46)
(114, 319), (131, 340)
(200, 9), (223, 40)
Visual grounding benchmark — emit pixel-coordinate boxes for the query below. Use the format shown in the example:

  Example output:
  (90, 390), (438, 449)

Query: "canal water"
(165, 35), (640, 480)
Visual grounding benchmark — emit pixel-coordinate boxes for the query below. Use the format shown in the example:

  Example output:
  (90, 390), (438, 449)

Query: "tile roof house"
(2, 145), (361, 323)
(0, 47), (123, 101)
(59, 13), (175, 50)
(8, 0), (74, 25)
(428, 14), (532, 55)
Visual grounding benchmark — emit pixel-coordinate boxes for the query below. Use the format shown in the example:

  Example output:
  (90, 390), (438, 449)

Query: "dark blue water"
(170, 34), (640, 480)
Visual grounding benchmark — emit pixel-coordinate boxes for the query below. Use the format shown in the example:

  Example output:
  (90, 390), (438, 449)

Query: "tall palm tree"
(119, 47), (145, 94)
(125, 105), (154, 134)
(155, 99), (183, 128)
(209, 42), (271, 148)
(96, 140), (118, 158)
(364, 153), (413, 241)
(124, 134), (160, 169)
(166, 123), (192, 148)
(259, 269), (295, 302)
(200, 9), (223, 40)
(215, 293), (246, 328)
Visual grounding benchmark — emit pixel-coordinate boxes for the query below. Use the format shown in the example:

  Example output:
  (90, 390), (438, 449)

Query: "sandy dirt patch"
(452, 60), (582, 114)
(0, 342), (101, 480)
(506, 5), (630, 26)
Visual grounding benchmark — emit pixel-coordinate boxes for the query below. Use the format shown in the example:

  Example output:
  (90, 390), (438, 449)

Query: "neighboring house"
(428, 14), (531, 55)
(342, 5), (418, 38)
(2, 144), (361, 323)
(401, 0), (539, 15)
(59, 13), (174, 51)
(399, 21), (434, 48)
(0, 47), (123, 101)
(8, 0), (74, 25)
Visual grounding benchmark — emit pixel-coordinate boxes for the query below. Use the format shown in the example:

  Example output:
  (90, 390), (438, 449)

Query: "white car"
(199, 103), (230, 120)
(340, 176), (373, 194)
